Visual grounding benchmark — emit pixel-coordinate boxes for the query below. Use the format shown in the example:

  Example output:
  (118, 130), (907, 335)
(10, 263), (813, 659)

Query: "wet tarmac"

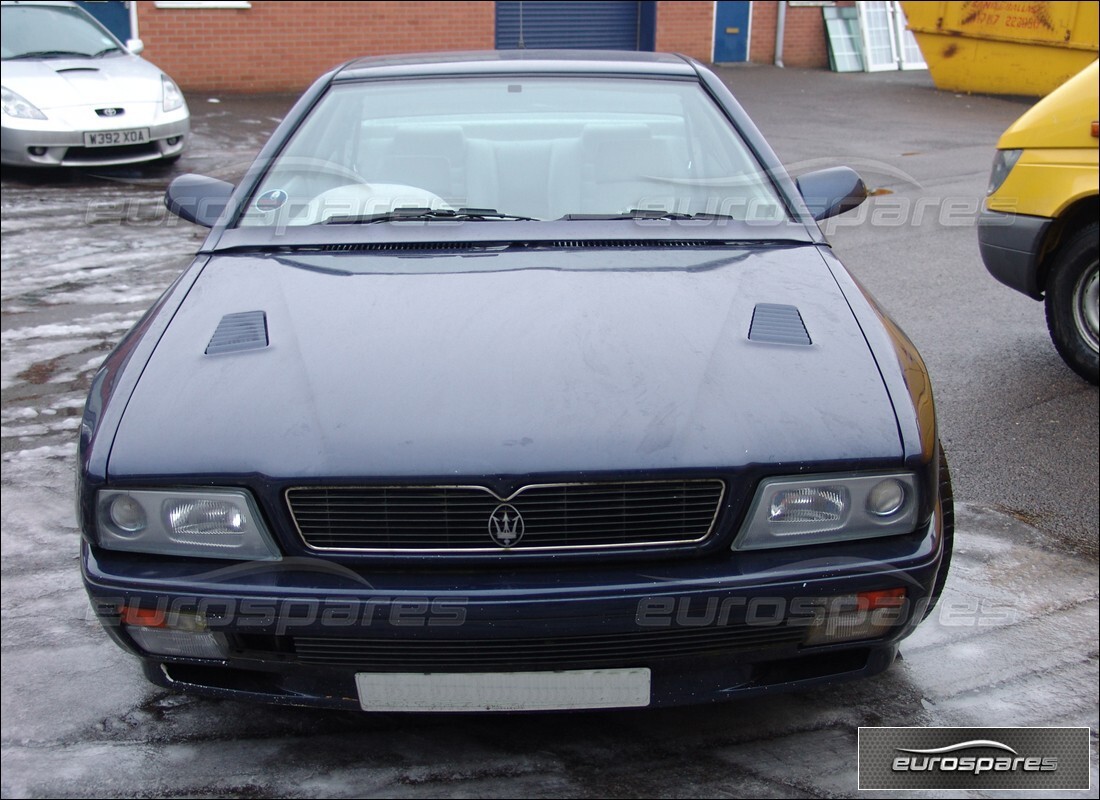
(1, 69), (1096, 798)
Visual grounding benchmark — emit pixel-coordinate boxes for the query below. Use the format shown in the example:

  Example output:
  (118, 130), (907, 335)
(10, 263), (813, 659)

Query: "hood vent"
(55, 67), (99, 73)
(314, 240), (730, 253)
(205, 311), (268, 355)
(748, 304), (811, 346)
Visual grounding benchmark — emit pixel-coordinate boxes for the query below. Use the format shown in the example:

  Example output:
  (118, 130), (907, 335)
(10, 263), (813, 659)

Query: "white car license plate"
(83, 128), (150, 147)
(356, 668), (651, 712)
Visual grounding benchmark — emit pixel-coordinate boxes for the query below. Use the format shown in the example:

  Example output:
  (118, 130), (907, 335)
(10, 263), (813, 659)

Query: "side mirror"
(795, 167), (868, 221)
(165, 174), (235, 227)
(126, 38), (145, 55)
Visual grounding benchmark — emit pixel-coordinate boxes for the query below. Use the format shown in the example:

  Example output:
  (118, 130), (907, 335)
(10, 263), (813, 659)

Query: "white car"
(1, 1), (188, 167)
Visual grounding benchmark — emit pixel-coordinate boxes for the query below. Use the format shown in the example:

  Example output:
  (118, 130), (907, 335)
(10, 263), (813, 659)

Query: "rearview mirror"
(795, 167), (868, 221)
(125, 38), (144, 55)
(165, 174), (235, 227)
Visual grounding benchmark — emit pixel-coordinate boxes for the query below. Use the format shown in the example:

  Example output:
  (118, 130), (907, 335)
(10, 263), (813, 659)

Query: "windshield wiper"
(6, 49), (95, 60)
(562, 210), (740, 221)
(91, 46), (121, 58)
(325, 207), (538, 225)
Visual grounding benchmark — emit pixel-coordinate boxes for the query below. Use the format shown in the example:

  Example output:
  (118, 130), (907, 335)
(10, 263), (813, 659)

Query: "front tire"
(1045, 222), (1099, 385)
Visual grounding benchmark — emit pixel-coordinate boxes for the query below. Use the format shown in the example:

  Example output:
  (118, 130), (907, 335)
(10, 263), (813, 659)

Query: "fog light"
(127, 626), (227, 659)
(166, 136), (180, 145)
(121, 605), (206, 631)
(802, 588), (908, 646)
(28, 146), (47, 156)
(123, 606), (225, 658)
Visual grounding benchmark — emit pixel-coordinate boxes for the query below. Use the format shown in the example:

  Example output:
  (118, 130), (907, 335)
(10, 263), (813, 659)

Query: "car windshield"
(0, 4), (121, 60)
(237, 76), (790, 227)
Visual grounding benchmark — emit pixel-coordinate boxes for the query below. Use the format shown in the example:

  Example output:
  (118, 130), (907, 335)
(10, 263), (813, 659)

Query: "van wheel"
(1045, 222), (1099, 385)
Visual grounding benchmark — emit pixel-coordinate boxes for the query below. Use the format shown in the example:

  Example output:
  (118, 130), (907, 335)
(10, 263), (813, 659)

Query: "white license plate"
(83, 128), (150, 147)
(356, 668), (651, 712)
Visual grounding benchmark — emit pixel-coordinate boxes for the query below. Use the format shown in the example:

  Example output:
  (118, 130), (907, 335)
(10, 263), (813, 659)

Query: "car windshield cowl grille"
(208, 220), (818, 255)
(314, 239), (754, 252)
(287, 479), (726, 554)
(215, 238), (812, 256)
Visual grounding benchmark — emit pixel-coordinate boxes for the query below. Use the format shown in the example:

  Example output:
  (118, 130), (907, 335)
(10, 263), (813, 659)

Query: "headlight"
(162, 75), (185, 112)
(1, 86), (47, 120)
(987, 149), (1022, 196)
(733, 473), (919, 550)
(97, 489), (280, 560)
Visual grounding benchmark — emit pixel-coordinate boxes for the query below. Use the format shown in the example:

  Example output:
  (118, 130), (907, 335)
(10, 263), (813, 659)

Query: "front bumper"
(136, 643), (901, 711)
(83, 513), (945, 711)
(977, 208), (1051, 299)
(1, 104), (189, 167)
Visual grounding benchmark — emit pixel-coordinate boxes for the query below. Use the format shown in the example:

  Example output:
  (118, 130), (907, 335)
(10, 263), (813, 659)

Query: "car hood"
(997, 58), (1099, 151)
(1, 54), (162, 108)
(108, 245), (902, 479)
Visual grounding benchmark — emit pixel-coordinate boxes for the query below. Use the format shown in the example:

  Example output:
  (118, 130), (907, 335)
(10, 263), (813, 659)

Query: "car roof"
(334, 50), (699, 81)
(1, 2), (81, 7)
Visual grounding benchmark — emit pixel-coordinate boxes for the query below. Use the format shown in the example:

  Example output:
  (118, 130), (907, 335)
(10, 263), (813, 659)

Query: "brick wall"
(137, 2), (839, 94)
(750, 1), (840, 69)
(654, 1), (713, 62)
(137, 1), (496, 93)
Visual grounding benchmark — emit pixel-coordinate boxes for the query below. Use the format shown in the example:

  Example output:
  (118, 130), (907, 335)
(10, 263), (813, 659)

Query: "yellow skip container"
(901, 1), (1099, 96)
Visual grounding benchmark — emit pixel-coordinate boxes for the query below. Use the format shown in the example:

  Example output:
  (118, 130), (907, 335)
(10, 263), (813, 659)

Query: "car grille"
(291, 623), (805, 670)
(286, 480), (725, 552)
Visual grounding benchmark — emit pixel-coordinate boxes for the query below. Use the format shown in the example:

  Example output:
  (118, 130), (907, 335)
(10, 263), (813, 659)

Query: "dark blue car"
(80, 51), (952, 712)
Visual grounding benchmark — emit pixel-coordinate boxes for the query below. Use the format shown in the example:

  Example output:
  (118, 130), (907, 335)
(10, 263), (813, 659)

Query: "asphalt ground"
(1, 64), (1097, 798)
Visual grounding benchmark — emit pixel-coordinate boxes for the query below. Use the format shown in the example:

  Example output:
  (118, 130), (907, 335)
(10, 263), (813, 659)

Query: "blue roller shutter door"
(496, 1), (644, 50)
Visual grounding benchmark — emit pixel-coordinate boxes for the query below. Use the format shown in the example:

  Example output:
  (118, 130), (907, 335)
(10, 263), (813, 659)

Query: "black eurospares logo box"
(858, 727), (1090, 790)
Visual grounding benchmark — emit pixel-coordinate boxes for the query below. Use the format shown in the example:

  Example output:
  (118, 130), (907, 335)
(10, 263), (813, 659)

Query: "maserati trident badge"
(488, 504), (524, 548)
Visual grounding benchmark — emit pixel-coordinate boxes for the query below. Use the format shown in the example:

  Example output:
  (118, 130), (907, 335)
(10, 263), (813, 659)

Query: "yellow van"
(978, 59), (1099, 384)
